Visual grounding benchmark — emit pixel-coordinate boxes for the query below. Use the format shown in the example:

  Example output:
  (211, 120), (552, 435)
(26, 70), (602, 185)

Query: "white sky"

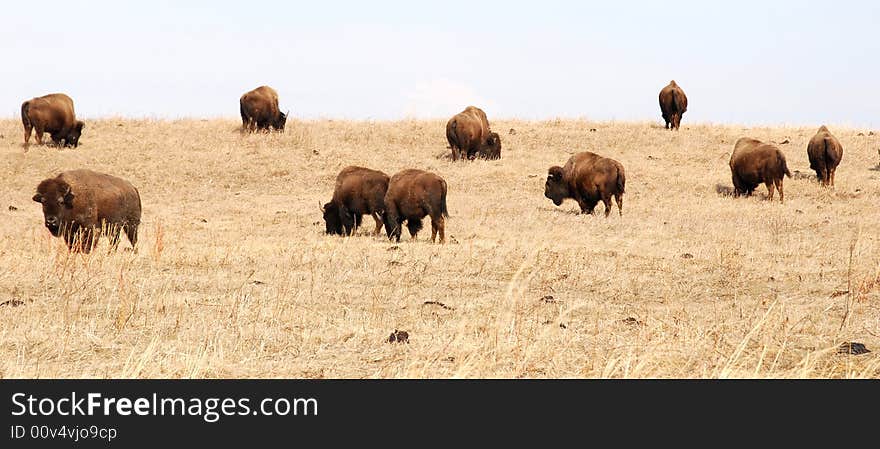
(3, 1), (879, 127)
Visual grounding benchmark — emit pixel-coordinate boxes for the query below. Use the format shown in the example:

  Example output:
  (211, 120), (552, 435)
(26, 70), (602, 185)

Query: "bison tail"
(440, 182), (450, 218)
(616, 166), (626, 194)
(21, 101), (30, 128)
(779, 152), (791, 178)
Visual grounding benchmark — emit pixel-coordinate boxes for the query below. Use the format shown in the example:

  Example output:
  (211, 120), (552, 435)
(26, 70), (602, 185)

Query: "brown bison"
(729, 137), (791, 203)
(446, 106), (501, 160)
(32, 169), (142, 252)
(322, 166), (390, 236)
(544, 152), (626, 217)
(240, 86), (288, 132)
(807, 125), (843, 187)
(658, 80), (688, 130)
(383, 169), (449, 243)
(21, 93), (85, 147)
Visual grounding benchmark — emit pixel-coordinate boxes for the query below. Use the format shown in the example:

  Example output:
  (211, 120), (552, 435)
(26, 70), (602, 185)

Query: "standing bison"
(240, 86), (288, 132)
(446, 106), (501, 160)
(544, 152), (625, 217)
(383, 169), (449, 243)
(21, 93), (85, 148)
(658, 80), (688, 130)
(729, 137), (791, 203)
(33, 169), (141, 253)
(807, 125), (843, 187)
(322, 166), (390, 236)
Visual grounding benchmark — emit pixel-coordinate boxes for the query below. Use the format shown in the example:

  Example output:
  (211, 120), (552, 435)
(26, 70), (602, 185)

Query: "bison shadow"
(715, 184), (779, 201)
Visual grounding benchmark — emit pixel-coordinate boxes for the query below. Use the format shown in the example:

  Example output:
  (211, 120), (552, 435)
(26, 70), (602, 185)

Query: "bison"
(446, 106), (501, 160)
(729, 137), (791, 203)
(21, 93), (85, 148)
(544, 152), (626, 217)
(32, 169), (142, 253)
(807, 125), (843, 187)
(322, 166), (390, 236)
(240, 86), (288, 132)
(383, 169), (449, 243)
(658, 80), (688, 130)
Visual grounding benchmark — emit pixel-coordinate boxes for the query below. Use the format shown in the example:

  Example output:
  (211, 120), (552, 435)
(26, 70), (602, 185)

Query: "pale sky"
(4, 1), (879, 127)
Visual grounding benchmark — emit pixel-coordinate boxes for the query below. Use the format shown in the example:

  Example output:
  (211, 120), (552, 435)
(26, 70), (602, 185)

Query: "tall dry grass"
(0, 117), (878, 378)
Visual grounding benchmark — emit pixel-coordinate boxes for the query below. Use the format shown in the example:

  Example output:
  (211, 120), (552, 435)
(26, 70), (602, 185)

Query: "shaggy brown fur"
(21, 93), (85, 147)
(658, 80), (688, 130)
(240, 86), (287, 132)
(807, 125), (843, 187)
(383, 169), (449, 243)
(729, 137), (791, 203)
(544, 151), (626, 217)
(446, 106), (501, 160)
(32, 169), (142, 253)
(322, 166), (390, 236)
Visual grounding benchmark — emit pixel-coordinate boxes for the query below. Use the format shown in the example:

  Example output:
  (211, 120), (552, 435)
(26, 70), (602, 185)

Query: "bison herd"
(20, 80), (847, 250)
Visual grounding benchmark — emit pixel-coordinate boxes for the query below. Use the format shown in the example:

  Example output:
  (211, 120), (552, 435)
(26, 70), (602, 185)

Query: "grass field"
(1, 117), (878, 378)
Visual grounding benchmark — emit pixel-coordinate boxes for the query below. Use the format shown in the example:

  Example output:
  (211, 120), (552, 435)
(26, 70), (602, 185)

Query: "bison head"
(544, 166), (568, 206)
(322, 202), (344, 235)
(33, 179), (75, 236)
(481, 132), (502, 159)
(273, 111), (288, 131)
(65, 121), (85, 148)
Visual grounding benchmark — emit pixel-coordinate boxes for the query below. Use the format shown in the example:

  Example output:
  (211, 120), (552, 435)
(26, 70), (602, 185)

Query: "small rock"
(589, 128), (597, 132)
(622, 317), (644, 326)
(200, 218), (208, 223)
(559, 323), (567, 329)
(312, 149), (320, 155)
(8, 206), (18, 211)
(857, 133), (865, 136)
(539, 295), (556, 303)
(0, 300), (25, 307)
(796, 210), (804, 214)
(387, 330), (409, 344)
(779, 139), (790, 145)
(838, 342), (870, 355)
(509, 128), (517, 135)
(680, 253), (694, 259)
(869, 131), (875, 136)
(387, 246), (400, 251)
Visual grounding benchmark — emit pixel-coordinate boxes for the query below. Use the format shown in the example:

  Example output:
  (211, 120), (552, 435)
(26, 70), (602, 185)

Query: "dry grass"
(1, 118), (879, 378)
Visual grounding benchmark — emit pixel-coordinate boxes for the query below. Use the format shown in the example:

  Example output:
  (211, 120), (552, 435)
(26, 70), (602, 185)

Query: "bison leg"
(776, 179), (785, 204)
(601, 194), (613, 218)
(765, 181), (775, 201)
(125, 224), (139, 247)
(830, 168), (836, 188)
(577, 197), (597, 215)
(615, 193), (624, 216)
(34, 128), (44, 145)
(430, 215), (445, 244)
(372, 213), (384, 236)
(23, 123), (32, 145)
(406, 218), (423, 240)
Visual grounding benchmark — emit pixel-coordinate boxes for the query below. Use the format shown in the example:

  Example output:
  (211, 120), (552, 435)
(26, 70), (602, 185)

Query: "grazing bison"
(32, 169), (141, 253)
(383, 169), (449, 243)
(322, 166), (390, 236)
(807, 125), (843, 187)
(21, 93), (85, 147)
(544, 152), (625, 217)
(658, 80), (688, 130)
(729, 137), (791, 203)
(446, 106), (501, 160)
(240, 86), (288, 132)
